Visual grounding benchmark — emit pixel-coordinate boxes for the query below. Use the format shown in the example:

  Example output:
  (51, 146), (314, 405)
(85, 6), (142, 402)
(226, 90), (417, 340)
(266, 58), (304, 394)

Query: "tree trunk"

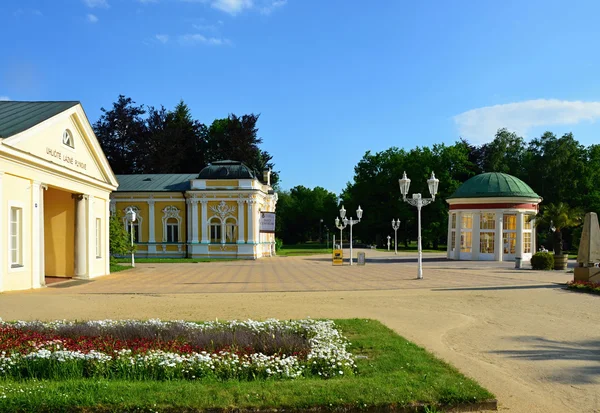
(553, 230), (563, 255)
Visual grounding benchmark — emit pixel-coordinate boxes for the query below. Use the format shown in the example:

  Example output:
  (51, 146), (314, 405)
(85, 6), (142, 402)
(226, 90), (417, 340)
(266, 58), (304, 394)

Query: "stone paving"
(42, 250), (571, 295)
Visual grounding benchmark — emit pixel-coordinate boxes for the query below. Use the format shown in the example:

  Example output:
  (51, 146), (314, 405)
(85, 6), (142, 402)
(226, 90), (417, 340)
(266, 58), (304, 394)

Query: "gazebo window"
(480, 213), (496, 229)
(524, 232), (532, 253)
(503, 214), (517, 254)
(524, 214), (534, 230)
(460, 213), (472, 252)
(451, 213), (456, 229)
(210, 217), (221, 243)
(480, 232), (495, 254)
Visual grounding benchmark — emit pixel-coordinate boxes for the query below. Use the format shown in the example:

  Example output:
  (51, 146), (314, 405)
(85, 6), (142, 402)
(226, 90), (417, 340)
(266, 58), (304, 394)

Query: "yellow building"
(0, 101), (118, 292)
(111, 160), (277, 259)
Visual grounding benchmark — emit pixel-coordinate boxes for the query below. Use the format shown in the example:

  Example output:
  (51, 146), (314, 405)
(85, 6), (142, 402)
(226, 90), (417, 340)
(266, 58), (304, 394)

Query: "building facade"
(0, 101), (118, 292)
(446, 172), (542, 262)
(111, 160), (277, 260)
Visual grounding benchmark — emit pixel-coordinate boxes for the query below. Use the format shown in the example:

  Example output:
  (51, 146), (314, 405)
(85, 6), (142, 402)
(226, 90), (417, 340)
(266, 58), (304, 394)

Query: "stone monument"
(574, 212), (600, 282)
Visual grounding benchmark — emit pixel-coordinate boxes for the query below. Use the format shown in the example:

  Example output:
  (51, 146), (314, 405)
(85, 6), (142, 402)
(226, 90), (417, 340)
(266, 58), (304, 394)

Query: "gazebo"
(446, 173), (542, 262)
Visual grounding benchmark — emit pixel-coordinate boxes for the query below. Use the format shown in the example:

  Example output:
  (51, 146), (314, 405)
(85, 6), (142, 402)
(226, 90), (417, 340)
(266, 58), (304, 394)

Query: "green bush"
(530, 252), (554, 270)
(275, 238), (283, 251)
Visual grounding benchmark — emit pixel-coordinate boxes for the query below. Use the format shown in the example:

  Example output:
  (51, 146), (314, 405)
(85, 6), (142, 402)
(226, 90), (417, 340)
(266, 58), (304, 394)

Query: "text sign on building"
(259, 212), (276, 233)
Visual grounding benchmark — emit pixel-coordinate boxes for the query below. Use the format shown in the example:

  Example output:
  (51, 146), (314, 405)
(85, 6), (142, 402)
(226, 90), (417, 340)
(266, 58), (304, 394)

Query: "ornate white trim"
(210, 200), (236, 220)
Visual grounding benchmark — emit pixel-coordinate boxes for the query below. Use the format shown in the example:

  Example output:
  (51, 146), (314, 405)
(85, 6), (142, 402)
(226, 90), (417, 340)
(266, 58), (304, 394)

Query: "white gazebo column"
(454, 211), (462, 260)
(147, 197), (156, 254)
(0, 172), (3, 292)
(105, 198), (110, 275)
(201, 198), (209, 244)
(516, 211), (524, 259)
(531, 216), (537, 253)
(86, 196), (95, 276)
(74, 194), (89, 278)
(31, 181), (43, 288)
(237, 199), (245, 243)
(495, 212), (504, 261)
(192, 197), (200, 243)
(471, 211), (480, 260)
(247, 199), (256, 244)
(446, 211), (453, 258)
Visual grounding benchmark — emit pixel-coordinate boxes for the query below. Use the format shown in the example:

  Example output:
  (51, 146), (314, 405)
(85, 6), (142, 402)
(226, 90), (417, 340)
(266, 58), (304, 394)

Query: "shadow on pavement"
(432, 284), (564, 292)
(47, 279), (95, 288)
(492, 336), (600, 384)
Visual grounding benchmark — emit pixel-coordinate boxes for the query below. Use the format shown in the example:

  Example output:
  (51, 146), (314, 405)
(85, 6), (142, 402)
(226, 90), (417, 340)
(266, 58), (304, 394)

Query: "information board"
(357, 252), (366, 265)
(259, 212), (276, 233)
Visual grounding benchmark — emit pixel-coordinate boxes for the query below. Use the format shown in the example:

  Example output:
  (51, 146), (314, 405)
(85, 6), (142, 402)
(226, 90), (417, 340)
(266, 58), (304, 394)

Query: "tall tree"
(93, 95), (148, 174)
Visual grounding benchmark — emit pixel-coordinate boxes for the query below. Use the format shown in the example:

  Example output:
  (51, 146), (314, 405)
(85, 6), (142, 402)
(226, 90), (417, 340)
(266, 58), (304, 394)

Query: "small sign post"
(332, 249), (343, 266)
(357, 252), (366, 266)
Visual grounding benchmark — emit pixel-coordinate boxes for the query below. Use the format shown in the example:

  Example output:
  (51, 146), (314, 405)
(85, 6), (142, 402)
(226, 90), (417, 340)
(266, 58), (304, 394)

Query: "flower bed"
(0, 318), (356, 381)
(567, 280), (600, 295)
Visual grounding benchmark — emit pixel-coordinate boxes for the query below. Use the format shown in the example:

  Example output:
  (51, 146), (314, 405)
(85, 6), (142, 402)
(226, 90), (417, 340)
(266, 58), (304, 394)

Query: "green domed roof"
(448, 172), (540, 199)
(197, 160), (256, 180)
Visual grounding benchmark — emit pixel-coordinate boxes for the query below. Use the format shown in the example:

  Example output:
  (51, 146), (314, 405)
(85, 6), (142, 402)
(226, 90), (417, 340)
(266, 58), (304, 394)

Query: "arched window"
(161, 206), (182, 243)
(210, 217), (222, 243)
(62, 129), (74, 148)
(225, 217), (237, 243)
(166, 218), (179, 243)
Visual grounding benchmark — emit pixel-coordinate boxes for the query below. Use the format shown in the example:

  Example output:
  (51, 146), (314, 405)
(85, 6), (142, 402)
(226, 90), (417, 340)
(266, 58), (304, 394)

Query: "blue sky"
(2, 0), (600, 194)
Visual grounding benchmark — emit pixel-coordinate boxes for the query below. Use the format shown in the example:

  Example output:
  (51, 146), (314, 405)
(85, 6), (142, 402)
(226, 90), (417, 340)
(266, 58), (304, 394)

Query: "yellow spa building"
(0, 101), (118, 292)
(111, 161), (278, 260)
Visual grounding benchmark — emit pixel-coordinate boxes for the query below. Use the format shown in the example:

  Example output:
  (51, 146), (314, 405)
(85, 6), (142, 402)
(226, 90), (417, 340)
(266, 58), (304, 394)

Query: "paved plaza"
(1, 250), (598, 413)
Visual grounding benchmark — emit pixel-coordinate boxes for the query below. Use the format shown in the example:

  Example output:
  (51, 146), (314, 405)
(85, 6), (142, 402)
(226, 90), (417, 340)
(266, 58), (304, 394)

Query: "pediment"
(1, 104), (118, 188)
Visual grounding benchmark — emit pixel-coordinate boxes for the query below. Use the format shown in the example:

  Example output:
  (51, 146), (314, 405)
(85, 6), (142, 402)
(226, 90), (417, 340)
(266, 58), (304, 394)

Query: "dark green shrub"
(530, 252), (554, 270)
(275, 238), (283, 251)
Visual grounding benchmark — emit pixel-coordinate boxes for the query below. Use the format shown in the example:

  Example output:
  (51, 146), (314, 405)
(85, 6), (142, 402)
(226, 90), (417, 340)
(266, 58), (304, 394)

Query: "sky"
(2, 0), (600, 195)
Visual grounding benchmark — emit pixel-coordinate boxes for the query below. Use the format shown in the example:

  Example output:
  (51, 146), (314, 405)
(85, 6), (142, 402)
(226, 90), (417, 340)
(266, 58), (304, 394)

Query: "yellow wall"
(44, 187), (75, 277)
(206, 180), (238, 187)
(3, 174), (32, 291)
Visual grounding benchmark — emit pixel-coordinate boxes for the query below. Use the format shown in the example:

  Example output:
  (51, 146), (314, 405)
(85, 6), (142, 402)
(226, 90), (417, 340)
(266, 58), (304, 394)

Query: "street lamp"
(391, 219), (400, 255)
(125, 207), (137, 268)
(387, 235), (391, 251)
(335, 205), (363, 265)
(335, 216), (346, 252)
(319, 218), (323, 243)
(398, 171), (439, 279)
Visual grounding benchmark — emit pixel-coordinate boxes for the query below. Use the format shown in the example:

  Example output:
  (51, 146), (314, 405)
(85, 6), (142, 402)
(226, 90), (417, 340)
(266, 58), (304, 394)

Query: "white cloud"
(155, 34), (169, 44)
(83, 0), (109, 8)
(453, 99), (600, 143)
(87, 13), (99, 23)
(0, 96), (10, 101)
(210, 0), (252, 14)
(179, 0), (285, 15)
(179, 33), (231, 46)
(260, 0), (286, 15)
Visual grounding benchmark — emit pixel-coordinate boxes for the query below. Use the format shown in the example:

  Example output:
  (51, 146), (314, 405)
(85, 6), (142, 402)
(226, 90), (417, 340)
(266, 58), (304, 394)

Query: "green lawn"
(0, 319), (494, 412)
(277, 248), (332, 256)
(109, 263), (132, 273)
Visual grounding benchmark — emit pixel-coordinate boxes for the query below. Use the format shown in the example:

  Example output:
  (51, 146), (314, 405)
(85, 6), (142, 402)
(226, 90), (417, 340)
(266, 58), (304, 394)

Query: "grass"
(0, 319), (494, 412)
(113, 258), (236, 264)
(109, 263), (131, 273)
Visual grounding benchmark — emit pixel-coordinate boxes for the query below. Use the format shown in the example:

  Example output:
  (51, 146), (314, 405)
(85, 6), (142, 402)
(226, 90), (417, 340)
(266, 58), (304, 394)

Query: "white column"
(186, 199), (192, 243)
(105, 198), (110, 275)
(74, 194), (89, 278)
(147, 196), (156, 245)
(192, 198), (200, 243)
(454, 211), (462, 260)
(87, 196), (95, 277)
(31, 182), (42, 288)
(237, 199), (245, 243)
(109, 199), (116, 215)
(200, 198), (209, 243)
(495, 212), (504, 261)
(531, 216), (537, 253)
(516, 211), (524, 259)
(446, 211), (453, 258)
(247, 199), (255, 244)
(471, 212), (480, 260)
(0, 172), (5, 292)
